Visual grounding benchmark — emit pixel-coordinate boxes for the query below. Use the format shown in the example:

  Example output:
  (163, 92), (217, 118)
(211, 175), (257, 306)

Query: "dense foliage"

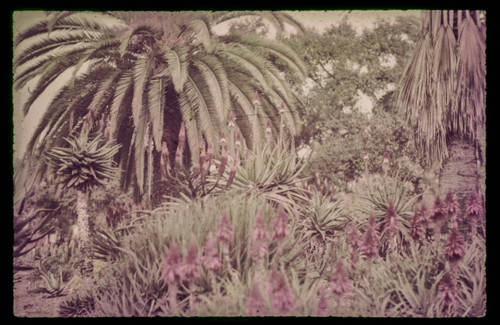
(13, 11), (486, 318)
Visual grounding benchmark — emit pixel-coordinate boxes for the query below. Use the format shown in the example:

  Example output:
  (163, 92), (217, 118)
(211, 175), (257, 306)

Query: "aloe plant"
(46, 132), (121, 280)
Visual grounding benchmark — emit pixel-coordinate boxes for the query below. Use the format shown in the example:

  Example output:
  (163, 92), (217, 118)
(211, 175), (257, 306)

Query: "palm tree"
(14, 11), (307, 205)
(396, 10), (485, 210)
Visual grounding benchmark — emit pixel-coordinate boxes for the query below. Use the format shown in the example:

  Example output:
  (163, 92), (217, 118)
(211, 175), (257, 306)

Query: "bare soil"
(13, 268), (64, 318)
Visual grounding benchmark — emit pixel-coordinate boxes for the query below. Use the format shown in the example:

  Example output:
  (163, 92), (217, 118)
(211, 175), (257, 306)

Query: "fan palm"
(396, 10), (485, 210)
(14, 11), (307, 204)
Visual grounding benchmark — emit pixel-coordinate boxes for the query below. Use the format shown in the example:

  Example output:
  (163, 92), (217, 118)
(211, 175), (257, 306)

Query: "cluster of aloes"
(159, 203), (294, 316)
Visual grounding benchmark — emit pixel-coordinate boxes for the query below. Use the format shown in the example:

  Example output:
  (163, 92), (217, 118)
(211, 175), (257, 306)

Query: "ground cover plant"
(13, 10), (486, 318)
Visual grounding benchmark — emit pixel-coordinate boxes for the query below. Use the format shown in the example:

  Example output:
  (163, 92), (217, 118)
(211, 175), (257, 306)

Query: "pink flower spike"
(444, 226), (466, 264)
(431, 195), (446, 223)
(251, 211), (270, 260)
(466, 189), (484, 220)
(419, 202), (432, 229)
(273, 205), (290, 241)
(330, 260), (351, 296)
(246, 283), (267, 316)
(361, 213), (379, 259)
(347, 223), (361, 250)
(438, 272), (458, 308)
(268, 269), (294, 315)
(162, 243), (183, 284)
(443, 189), (460, 222)
(384, 200), (399, 239)
(217, 211), (233, 245)
(183, 237), (201, 281)
(252, 210), (269, 242)
(317, 288), (329, 316)
(410, 210), (424, 242)
(202, 233), (221, 274)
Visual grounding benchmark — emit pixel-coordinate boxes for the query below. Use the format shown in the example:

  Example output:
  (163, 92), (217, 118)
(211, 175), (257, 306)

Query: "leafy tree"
(14, 11), (307, 205)
(285, 15), (419, 144)
(395, 10), (486, 208)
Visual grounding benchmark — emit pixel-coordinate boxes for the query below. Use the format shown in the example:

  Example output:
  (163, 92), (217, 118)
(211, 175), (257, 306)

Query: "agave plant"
(14, 11), (307, 204)
(13, 207), (58, 260)
(45, 132), (121, 279)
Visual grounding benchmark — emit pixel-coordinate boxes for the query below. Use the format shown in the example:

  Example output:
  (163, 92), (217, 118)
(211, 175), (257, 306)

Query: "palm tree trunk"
(76, 190), (93, 281)
(439, 138), (482, 230)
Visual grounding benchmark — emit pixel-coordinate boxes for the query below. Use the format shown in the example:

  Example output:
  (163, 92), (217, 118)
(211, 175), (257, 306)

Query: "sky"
(12, 10), (422, 160)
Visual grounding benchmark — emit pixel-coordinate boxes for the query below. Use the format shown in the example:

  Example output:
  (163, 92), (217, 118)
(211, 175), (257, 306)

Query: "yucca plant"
(14, 11), (307, 205)
(45, 131), (121, 281)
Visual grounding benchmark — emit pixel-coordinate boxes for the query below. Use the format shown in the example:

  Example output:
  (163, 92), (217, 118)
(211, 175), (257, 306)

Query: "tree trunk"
(439, 138), (484, 230)
(76, 190), (93, 281)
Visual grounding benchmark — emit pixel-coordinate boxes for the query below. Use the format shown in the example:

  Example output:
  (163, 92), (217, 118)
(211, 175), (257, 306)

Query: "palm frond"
(186, 18), (212, 52)
(183, 73), (220, 151)
(221, 43), (270, 89)
(178, 91), (200, 164)
(109, 71), (133, 139)
(131, 55), (155, 194)
(396, 10), (485, 166)
(192, 53), (231, 126)
(163, 45), (189, 93)
(236, 34), (308, 78)
(453, 11), (486, 141)
(146, 78), (165, 152)
(227, 77), (263, 150)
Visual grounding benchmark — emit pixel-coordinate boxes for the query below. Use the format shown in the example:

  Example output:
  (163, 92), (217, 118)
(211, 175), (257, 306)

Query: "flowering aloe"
(466, 189), (484, 235)
(268, 269), (295, 315)
(273, 205), (290, 242)
(347, 224), (361, 269)
(432, 195), (446, 221)
(251, 210), (270, 261)
(384, 200), (399, 242)
(444, 226), (466, 272)
(431, 195), (446, 239)
(466, 189), (484, 218)
(202, 233), (221, 274)
(183, 238), (201, 282)
(410, 210), (425, 242)
(162, 243), (183, 313)
(438, 272), (458, 312)
(217, 211), (233, 246)
(418, 202), (432, 230)
(316, 288), (329, 316)
(443, 189), (460, 227)
(246, 282), (267, 316)
(217, 211), (233, 269)
(162, 243), (184, 285)
(361, 213), (379, 260)
(330, 260), (351, 296)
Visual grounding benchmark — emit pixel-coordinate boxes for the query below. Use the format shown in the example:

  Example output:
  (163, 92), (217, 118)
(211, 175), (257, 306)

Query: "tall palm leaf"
(14, 11), (307, 205)
(395, 10), (486, 223)
(396, 10), (485, 167)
